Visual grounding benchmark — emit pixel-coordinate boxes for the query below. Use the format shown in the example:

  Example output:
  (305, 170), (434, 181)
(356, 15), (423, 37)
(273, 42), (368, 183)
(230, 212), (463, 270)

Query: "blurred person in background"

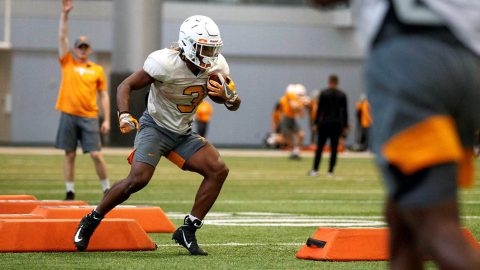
(313, 0), (480, 269)
(195, 100), (213, 138)
(308, 89), (320, 149)
(279, 84), (307, 160)
(56, 0), (110, 200)
(354, 93), (371, 151)
(264, 102), (286, 149)
(309, 74), (348, 177)
(295, 84), (313, 149)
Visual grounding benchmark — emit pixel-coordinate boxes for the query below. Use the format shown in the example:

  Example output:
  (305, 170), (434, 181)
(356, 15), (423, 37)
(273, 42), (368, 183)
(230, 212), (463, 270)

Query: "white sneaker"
(308, 170), (318, 177)
(327, 172), (334, 177)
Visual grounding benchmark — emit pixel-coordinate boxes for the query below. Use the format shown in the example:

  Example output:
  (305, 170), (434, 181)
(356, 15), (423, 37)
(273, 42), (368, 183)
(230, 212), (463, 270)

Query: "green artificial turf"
(0, 152), (478, 269)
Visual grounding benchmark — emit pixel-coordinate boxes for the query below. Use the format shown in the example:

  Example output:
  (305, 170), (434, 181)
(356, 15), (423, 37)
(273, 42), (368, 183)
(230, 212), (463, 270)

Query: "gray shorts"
(55, 112), (101, 153)
(130, 111), (207, 169)
(280, 117), (299, 136)
(366, 26), (480, 208)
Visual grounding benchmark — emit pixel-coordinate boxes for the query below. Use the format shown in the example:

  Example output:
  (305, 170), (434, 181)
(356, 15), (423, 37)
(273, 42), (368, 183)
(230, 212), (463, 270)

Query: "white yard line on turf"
(130, 199), (385, 204)
(156, 242), (304, 247)
(204, 223), (385, 227)
(165, 212), (388, 227)
(164, 211), (478, 228)
(130, 199), (480, 205)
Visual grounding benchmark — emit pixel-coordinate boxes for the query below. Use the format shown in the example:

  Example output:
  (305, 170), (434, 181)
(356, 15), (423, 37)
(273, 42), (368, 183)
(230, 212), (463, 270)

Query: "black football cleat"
(65, 191), (75, 200)
(172, 216), (208, 256)
(73, 211), (103, 251)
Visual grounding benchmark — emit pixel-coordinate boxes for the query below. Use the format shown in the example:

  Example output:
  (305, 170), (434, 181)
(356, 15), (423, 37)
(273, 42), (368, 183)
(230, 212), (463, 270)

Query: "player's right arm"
(59, 0), (73, 58)
(117, 70), (154, 133)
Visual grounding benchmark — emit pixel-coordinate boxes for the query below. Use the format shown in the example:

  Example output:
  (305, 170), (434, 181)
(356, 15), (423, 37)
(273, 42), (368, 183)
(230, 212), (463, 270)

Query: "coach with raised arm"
(55, 0), (111, 200)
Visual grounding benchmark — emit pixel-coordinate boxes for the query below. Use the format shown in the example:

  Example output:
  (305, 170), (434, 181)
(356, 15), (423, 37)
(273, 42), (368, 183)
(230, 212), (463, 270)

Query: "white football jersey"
(352, 0), (480, 56)
(143, 48), (229, 133)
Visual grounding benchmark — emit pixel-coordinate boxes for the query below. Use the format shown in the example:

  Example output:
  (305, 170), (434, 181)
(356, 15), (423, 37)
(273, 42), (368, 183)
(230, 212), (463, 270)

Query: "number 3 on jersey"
(177, 85), (205, 113)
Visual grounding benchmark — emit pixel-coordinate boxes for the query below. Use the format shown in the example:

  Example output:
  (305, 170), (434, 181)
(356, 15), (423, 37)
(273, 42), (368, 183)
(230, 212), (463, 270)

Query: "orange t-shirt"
(279, 92), (302, 118)
(356, 99), (373, 128)
(195, 100), (213, 123)
(56, 52), (107, 118)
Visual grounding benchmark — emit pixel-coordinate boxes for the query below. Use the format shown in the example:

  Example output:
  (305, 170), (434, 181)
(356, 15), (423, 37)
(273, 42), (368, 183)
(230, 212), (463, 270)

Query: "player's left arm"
(206, 74), (241, 111)
(209, 56), (241, 111)
(224, 76), (241, 111)
(98, 90), (110, 135)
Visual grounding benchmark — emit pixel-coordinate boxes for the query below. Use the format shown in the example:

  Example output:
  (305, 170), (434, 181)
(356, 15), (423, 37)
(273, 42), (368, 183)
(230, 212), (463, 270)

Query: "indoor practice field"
(0, 148), (479, 270)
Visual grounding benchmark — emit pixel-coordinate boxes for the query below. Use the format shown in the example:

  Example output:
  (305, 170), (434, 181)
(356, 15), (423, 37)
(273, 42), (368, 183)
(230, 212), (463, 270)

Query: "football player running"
(73, 15), (241, 255)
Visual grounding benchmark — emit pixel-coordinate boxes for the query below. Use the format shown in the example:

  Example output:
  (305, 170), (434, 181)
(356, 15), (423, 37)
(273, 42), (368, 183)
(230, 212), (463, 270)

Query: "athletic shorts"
(55, 112), (101, 153)
(280, 117), (299, 136)
(130, 111), (207, 169)
(366, 22), (480, 208)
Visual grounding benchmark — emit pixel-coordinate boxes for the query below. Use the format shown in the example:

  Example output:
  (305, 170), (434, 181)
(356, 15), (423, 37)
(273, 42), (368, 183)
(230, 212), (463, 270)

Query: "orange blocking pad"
(30, 205), (176, 233)
(296, 228), (389, 261)
(0, 200), (87, 214)
(0, 195), (37, 200)
(0, 219), (157, 252)
(296, 227), (480, 261)
(0, 214), (44, 219)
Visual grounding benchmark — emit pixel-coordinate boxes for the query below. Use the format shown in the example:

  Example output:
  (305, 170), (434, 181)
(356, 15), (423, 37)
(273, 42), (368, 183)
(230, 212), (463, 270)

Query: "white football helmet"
(178, 15), (223, 69)
(294, 84), (307, 97)
(286, 84), (297, 95)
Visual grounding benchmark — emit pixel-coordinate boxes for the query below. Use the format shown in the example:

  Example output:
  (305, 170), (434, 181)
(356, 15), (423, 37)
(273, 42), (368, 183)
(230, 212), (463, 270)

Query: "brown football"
(207, 73), (225, 104)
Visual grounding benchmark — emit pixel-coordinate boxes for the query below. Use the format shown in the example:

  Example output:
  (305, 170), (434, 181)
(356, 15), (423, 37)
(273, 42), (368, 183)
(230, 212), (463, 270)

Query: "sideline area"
(0, 146), (374, 158)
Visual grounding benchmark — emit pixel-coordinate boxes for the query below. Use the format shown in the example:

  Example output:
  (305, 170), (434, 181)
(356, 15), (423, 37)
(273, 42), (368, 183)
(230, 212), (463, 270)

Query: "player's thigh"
(183, 143), (227, 176)
(161, 130), (208, 170)
(127, 160), (156, 186)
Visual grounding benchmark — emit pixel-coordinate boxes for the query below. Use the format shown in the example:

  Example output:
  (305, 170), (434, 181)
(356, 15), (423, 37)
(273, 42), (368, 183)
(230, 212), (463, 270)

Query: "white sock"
(65, 182), (75, 192)
(187, 214), (201, 222)
(100, 179), (110, 192)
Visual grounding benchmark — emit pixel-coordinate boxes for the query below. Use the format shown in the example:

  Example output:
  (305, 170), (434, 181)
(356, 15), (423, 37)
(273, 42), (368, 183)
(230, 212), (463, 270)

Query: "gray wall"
(1, 1), (366, 147)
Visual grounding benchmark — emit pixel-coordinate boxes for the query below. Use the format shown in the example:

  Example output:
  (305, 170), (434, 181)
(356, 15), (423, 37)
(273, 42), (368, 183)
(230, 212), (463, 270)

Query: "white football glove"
(118, 112), (139, 134)
(207, 74), (237, 103)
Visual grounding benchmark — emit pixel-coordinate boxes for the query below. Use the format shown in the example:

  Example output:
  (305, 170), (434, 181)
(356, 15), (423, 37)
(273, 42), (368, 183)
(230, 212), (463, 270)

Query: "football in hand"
(207, 73), (226, 104)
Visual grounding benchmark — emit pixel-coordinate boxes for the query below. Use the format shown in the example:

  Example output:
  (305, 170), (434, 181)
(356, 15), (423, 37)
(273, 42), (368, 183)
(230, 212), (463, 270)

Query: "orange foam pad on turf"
(296, 227), (480, 261)
(296, 228), (389, 261)
(0, 214), (44, 219)
(30, 205), (176, 233)
(0, 200), (87, 214)
(0, 219), (157, 252)
(0, 195), (37, 200)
